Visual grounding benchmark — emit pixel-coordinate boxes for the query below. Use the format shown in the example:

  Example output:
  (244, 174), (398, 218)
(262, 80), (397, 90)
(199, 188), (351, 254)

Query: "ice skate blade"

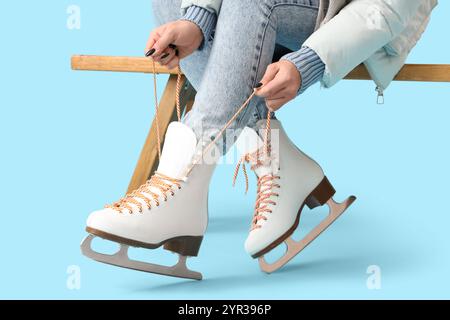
(80, 234), (202, 280)
(258, 196), (356, 274)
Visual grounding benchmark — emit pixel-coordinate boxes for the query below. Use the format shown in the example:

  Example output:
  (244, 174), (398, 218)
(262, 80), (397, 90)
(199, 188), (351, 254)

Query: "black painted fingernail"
(145, 48), (155, 57)
(169, 44), (177, 49)
(255, 82), (263, 88)
(175, 48), (179, 56)
(161, 53), (170, 59)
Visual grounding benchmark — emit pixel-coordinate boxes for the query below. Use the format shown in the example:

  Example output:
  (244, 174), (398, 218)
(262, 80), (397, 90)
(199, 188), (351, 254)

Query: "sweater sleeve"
(280, 47), (325, 95)
(180, 5), (217, 49)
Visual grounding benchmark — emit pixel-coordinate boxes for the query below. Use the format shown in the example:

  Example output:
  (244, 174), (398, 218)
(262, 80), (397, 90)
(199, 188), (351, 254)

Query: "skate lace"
(152, 60), (183, 158)
(105, 172), (183, 213)
(233, 146), (280, 230)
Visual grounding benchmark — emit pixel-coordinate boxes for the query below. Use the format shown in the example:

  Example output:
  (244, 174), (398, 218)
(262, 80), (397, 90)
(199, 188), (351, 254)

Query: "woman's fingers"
(145, 23), (176, 58)
(145, 28), (179, 69)
(257, 74), (286, 98)
(149, 44), (179, 70)
(264, 85), (295, 111)
(265, 89), (289, 101)
(158, 48), (177, 65)
(152, 46), (177, 63)
(166, 56), (180, 70)
(145, 29), (162, 55)
(256, 63), (291, 98)
(256, 64), (279, 93)
(152, 28), (177, 57)
(265, 96), (291, 111)
(255, 61), (301, 111)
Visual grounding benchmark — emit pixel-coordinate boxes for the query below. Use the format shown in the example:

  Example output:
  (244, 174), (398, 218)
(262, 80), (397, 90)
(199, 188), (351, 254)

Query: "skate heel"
(305, 176), (336, 209)
(164, 236), (203, 257)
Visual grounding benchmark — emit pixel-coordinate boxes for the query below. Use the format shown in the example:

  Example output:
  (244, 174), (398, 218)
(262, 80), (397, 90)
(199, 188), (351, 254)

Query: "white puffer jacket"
(304, 0), (438, 92)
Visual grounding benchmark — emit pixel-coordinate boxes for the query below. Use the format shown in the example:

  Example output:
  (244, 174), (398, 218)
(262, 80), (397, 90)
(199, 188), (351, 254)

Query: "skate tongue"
(157, 122), (197, 178)
(235, 127), (273, 177)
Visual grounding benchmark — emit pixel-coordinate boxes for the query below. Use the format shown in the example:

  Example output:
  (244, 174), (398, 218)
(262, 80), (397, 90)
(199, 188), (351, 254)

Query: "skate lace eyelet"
(232, 147), (282, 229)
(104, 172), (183, 214)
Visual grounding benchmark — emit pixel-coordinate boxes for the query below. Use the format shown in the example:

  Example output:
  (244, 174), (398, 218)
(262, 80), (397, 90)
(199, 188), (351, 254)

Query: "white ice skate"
(81, 121), (216, 280)
(81, 62), (220, 280)
(234, 120), (356, 273)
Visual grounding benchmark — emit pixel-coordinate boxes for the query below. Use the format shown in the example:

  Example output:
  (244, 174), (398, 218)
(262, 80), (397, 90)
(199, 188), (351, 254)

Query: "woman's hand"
(255, 60), (302, 111)
(145, 20), (203, 69)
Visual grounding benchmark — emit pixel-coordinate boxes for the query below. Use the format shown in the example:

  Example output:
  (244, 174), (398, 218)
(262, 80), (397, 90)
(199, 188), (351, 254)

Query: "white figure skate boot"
(234, 119), (356, 273)
(81, 121), (216, 280)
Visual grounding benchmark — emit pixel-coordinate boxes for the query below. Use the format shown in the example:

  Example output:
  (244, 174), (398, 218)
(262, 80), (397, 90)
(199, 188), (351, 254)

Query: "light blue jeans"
(152, 0), (319, 151)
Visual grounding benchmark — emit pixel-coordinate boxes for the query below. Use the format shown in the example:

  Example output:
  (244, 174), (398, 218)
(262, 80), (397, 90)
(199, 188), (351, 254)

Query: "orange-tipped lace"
(151, 60), (162, 159)
(105, 172), (183, 214)
(264, 111), (271, 156)
(175, 65), (182, 122)
(233, 144), (280, 230)
(252, 175), (280, 230)
(151, 60), (183, 159)
(233, 145), (272, 193)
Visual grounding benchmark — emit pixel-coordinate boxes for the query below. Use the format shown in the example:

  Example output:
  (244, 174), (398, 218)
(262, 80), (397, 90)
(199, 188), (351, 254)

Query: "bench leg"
(126, 74), (196, 194)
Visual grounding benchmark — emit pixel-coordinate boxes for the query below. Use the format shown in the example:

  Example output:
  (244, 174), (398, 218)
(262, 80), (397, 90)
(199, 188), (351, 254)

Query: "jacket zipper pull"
(376, 86), (385, 105)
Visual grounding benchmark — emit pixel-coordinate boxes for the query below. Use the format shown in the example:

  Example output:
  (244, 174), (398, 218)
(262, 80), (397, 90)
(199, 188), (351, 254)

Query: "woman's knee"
(152, 0), (182, 25)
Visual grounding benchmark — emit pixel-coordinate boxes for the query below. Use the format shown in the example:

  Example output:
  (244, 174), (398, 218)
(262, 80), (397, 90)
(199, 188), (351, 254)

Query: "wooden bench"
(71, 54), (450, 193)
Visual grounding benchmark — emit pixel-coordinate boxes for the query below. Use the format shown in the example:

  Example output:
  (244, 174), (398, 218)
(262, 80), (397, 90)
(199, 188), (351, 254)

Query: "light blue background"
(0, 1), (449, 299)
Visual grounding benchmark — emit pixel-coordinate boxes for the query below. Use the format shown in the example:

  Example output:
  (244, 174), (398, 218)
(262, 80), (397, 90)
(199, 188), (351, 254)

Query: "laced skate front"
(104, 60), (185, 214)
(233, 147), (280, 230)
(105, 172), (183, 213)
